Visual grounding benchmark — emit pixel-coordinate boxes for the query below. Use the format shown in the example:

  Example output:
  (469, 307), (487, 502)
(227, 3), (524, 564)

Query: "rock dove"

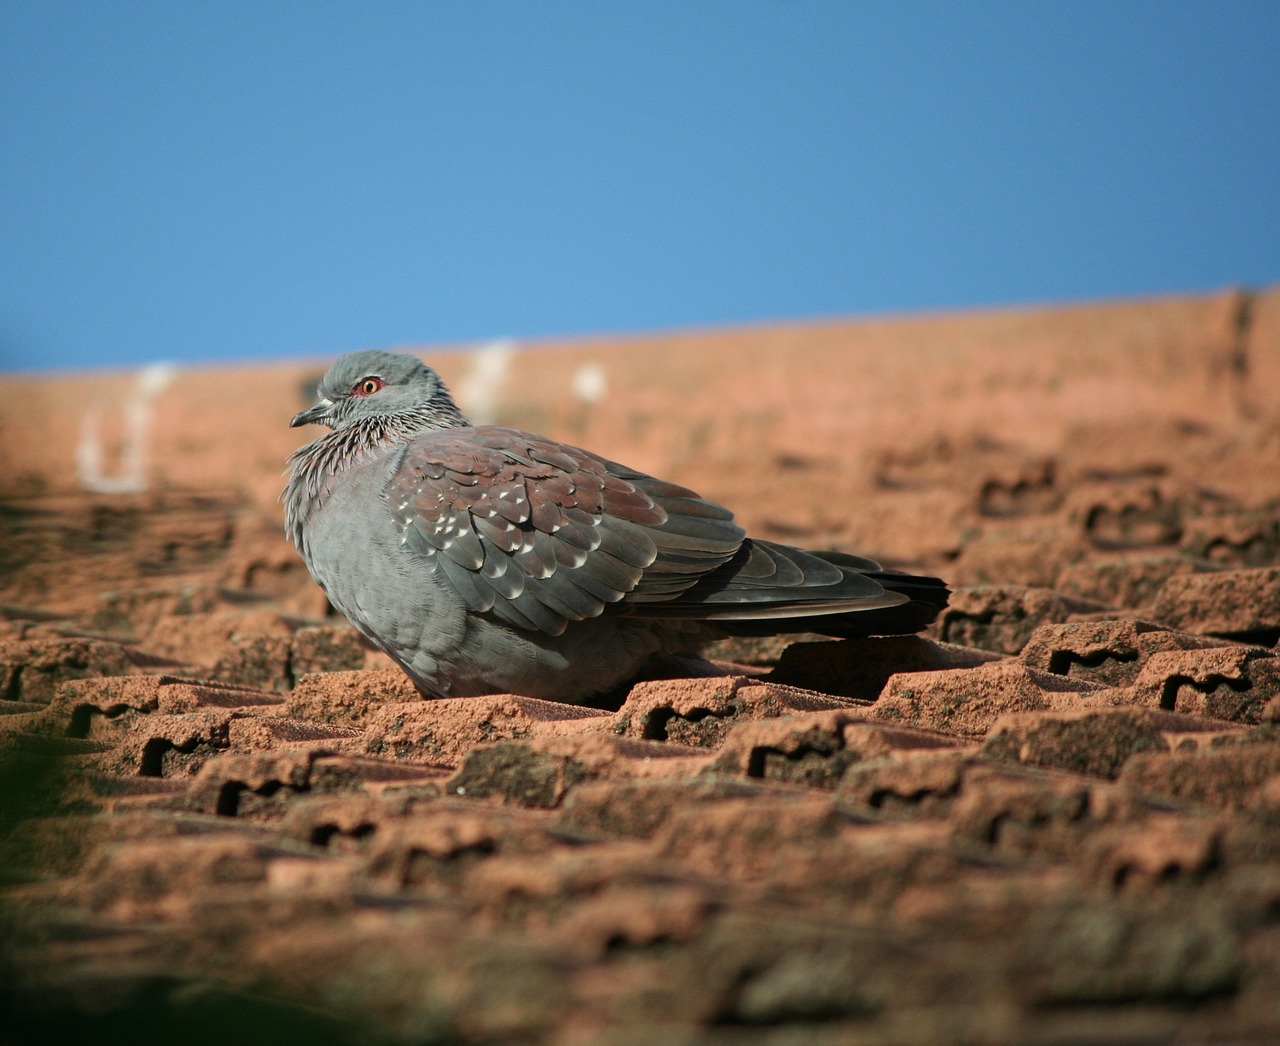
(285, 350), (949, 704)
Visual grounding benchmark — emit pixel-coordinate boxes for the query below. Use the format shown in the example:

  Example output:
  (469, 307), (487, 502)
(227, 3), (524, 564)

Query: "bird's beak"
(290, 399), (334, 428)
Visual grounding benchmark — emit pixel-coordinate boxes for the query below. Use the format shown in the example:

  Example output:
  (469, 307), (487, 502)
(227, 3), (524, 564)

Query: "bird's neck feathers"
(284, 399), (470, 543)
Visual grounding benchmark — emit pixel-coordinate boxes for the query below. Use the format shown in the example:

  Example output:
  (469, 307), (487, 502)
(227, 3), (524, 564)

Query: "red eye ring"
(353, 377), (384, 397)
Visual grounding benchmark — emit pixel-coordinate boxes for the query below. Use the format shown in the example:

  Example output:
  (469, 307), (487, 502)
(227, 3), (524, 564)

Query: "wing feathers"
(389, 427), (741, 634)
(388, 425), (945, 639)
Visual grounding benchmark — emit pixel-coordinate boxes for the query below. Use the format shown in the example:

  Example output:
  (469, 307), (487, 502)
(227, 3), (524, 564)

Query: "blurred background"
(2, 0), (1278, 374)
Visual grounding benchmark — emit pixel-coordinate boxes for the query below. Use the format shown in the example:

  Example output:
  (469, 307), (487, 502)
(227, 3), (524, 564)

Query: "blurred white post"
(77, 361), (177, 493)
(458, 338), (517, 424)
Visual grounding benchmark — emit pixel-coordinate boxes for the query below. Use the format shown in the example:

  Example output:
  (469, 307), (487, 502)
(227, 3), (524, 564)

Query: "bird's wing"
(631, 539), (909, 620)
(386, 426), (745, 635)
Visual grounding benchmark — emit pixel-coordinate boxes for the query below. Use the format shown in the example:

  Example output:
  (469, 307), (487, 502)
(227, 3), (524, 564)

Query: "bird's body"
(285, 350), (949, 704)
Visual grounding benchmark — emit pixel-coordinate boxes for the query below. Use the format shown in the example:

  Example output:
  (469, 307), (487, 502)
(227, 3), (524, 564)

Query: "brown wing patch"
(387, 427), (743, 635)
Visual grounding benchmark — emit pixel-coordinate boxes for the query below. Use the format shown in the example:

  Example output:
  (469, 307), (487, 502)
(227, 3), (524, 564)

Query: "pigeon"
(285, 350), (949, 704)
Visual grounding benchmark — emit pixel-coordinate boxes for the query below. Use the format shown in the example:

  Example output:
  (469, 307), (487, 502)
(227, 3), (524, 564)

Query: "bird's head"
(291, 350), (468, 432)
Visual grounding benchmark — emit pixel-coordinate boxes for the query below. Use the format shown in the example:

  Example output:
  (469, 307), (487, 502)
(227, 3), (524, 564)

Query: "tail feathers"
(794, 568), (950, 638)
(633, 538), (950, 638)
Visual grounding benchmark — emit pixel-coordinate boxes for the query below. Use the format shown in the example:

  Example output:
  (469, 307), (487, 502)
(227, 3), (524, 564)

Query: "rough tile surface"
(3, 288), (1279, 1044)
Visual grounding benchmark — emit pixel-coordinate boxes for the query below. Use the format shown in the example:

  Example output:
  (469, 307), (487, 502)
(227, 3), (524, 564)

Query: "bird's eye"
(353, 377), (384, 397)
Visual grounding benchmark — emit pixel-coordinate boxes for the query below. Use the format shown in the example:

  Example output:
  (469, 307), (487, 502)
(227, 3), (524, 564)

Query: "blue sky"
(2, 1), (1277, 373)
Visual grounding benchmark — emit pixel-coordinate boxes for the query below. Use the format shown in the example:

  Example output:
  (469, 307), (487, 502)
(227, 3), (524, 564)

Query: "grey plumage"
(285, 350), (949, 704)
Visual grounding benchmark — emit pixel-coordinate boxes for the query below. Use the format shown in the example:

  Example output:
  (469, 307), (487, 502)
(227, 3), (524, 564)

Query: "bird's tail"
(632, 539), (949, 638)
